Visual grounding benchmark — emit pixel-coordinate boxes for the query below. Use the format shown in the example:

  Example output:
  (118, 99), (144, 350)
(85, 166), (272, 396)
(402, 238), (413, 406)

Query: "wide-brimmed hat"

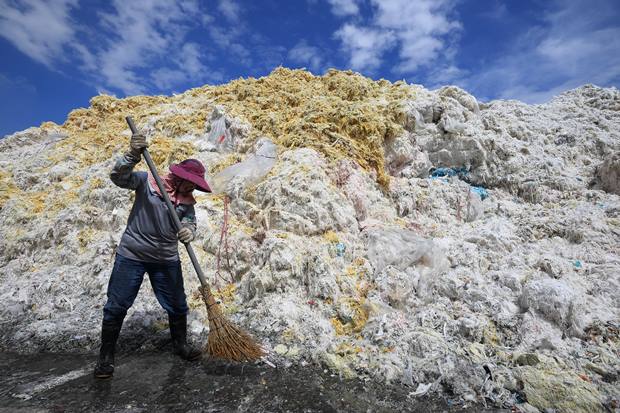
(169, 159), (211, 193)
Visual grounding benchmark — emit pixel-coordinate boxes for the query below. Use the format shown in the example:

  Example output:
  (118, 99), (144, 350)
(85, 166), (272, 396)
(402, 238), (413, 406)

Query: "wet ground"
(0, 351), (508, 412)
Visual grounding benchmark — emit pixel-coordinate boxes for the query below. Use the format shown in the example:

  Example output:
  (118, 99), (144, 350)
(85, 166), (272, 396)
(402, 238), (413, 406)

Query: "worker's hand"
(177, 227), (194, 243)
(129, 133), (149, 156)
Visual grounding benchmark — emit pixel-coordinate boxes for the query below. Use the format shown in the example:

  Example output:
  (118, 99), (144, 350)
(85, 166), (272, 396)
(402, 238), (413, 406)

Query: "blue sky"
(1, 0), (619, 137)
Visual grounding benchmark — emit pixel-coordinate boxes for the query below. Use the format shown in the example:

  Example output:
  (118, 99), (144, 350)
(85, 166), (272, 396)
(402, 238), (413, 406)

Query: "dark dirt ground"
(0, 351), (510, 412)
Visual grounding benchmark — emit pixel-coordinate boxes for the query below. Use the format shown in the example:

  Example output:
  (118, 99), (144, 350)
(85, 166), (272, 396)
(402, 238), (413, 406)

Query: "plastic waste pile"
(0, 68), (619, 413)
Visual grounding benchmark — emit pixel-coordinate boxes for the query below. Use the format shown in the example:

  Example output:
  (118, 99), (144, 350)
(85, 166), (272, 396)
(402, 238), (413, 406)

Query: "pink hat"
(169, 159), (211, 193)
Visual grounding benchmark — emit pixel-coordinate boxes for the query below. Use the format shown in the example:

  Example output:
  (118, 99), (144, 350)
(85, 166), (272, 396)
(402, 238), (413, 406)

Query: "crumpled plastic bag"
(465, 189), (484, 222)
(206, 107), (235, 153)
(364, 228), (446, 275)
(210, 138), (277, 197)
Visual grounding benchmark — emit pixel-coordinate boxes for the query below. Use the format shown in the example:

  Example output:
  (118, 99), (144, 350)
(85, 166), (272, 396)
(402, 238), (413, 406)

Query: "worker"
(94, 131), (211, 378)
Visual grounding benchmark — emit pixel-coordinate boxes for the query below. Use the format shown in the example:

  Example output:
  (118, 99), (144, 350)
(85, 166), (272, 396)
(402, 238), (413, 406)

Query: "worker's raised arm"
(110, 133), (149, 190)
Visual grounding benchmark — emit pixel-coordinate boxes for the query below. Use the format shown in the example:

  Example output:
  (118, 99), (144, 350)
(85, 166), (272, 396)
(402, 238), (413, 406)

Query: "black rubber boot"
(94, 319), (122, 379)
(169, 314), (202, 361)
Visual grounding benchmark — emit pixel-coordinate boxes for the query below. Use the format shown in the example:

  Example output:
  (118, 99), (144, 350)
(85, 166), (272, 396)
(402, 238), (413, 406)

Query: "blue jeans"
(103, 253), (189, 323)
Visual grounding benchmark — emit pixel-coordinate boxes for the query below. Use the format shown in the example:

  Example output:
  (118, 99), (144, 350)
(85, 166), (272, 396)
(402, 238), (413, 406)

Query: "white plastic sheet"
(206, 107), (235, 153)
(210, 138), (277, 196)
(464, 189), (484, 222)
(365, 228), (443, 274)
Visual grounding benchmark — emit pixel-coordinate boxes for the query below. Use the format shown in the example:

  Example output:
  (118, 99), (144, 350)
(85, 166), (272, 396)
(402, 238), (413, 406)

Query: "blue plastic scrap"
(470, 186), (489, 200)
(430, 167), (469, 178)
(428, 167), (489, 200)
(335, 242), (346, 257)
(573, 260), (582, 269)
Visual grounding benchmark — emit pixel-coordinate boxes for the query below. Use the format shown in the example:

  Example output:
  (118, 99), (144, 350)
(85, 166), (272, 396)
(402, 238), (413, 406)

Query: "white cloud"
(202, 13), (215, 25)
(217, 0), (242, 22)
(0, 0), (215, 94)
(0, 0), (78, 67)
(288, 40), (324, 72)
(426, 64), (468, 87)
(461, 0), (620, 103)
(206, 2), (283, 73)
(95, 86), (116, 97)
(150, 43), (223, 90)
(95, 0), (202, 94)
(327, 0), (362, 17)
(254, 44), (287, 71)
(178, 43), (204, 77)
(334, 24), (395, 72)
(371, 0), (461, 72)
(0, 0), (221, 95)
(333, 0), (460, 74)
(205, 3), (283, 73)
(151, 67), (189, 90)
(207, 25), (252, 66)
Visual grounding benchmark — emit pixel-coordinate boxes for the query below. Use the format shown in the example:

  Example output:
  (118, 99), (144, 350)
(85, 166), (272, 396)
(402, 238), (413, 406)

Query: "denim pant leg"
(146, 260), (189, 317)
(103, 254), (146, 323)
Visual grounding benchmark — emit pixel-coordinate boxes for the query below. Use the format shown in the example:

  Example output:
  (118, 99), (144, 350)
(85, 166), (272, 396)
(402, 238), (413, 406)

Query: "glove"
(129, 133), (149, 157)
(177, 227), (194, 243)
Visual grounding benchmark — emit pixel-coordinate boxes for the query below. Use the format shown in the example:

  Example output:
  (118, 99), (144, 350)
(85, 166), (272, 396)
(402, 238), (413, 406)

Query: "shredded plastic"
(210, 139), (277, 196)
(194, 67), (415, 188)
(1, 71), (619, 413)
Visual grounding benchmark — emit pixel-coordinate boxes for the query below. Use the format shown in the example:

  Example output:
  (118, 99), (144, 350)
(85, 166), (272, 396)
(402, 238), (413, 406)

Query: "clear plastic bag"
(210, 139), (277, 196)
(365, 228), (441, 274)
(206, 107), (234, 153)
(465, 189), (484, 222)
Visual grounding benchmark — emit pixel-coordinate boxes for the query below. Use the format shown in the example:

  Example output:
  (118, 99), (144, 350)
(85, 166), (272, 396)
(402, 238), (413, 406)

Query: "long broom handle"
(126, 116), (208, 288)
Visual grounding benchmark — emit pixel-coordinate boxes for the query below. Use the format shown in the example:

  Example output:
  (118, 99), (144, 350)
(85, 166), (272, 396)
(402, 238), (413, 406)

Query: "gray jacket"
(111, 153), (196, 263)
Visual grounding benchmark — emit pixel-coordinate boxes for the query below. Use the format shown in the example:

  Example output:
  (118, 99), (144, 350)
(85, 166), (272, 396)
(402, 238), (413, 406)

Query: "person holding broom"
(94, 131), (212, 379)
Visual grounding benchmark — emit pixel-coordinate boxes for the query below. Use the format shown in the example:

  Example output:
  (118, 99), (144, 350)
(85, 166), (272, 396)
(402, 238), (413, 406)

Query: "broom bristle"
(199, 285), (265, 362)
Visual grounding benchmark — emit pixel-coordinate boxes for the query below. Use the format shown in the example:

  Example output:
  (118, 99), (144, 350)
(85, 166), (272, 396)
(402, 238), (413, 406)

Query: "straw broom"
(200, 285), (264, 361)
(126, 116), (264, 362)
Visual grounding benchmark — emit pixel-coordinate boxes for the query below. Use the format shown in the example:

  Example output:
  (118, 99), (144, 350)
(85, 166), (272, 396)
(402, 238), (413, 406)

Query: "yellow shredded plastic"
(323, 230), (340, 243)
(213, 283), (237, 305)
(15, 68), (413, 219)
(89, 177), (105, 189)
(77, 227), (96, 249)
(0, 170), (18, 209)
(331, 296), (370, 335)
(55, 67), (414, 185)
(336, 343), (363, 356)
(56, 94), (200, 172)
(196, 68), (414, 187)
(208, 153), (243, 175)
